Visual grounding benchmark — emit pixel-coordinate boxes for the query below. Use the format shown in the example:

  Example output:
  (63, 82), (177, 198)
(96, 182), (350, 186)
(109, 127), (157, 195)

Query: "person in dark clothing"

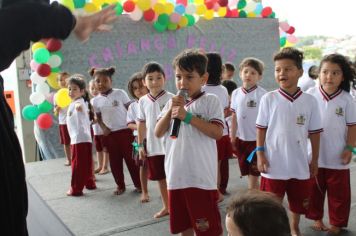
(0, 1), (117, 235)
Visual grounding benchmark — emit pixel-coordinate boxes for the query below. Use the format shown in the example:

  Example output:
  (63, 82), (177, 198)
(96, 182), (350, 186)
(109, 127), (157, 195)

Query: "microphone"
(170, 89), (188, 139)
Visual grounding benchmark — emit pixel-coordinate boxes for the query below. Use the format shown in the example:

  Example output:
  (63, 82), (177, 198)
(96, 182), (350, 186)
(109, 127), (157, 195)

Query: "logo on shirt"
(296, 114), (306, 125)
(335, 107), (344, 116)
(246, 100), (257, 108)
(112, 100), (119, 107)
(195, 218), (209, 232)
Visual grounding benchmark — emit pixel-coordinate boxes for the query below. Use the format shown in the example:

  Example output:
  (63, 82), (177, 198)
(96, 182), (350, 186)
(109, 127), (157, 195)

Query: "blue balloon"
(254, 3), (263, 15)
(175, 4), (185, 14)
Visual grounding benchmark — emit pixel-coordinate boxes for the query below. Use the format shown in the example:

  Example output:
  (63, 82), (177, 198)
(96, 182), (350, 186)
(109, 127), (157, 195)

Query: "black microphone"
(170, 89), (188, 139)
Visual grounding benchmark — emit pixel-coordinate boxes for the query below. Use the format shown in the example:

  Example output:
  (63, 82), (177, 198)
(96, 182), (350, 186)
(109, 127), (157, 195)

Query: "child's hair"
(224, 62), (235, 72)
(222, 80), (238, 96)
(141, 62), (165, 79)
(226, 190), (291, 236)
(273, 47), (304, 69)
(58, 71), (70, 79)
(239, 57), (265, 76)
(308, 65), (318, 80)
(88, 66), (115, 78)
(127, 72), (144, 100)
(68, 74), (94, 122)
(319, 54), (356, 92)
(172, 48), (208, 76)
(206, 52), (223, 85)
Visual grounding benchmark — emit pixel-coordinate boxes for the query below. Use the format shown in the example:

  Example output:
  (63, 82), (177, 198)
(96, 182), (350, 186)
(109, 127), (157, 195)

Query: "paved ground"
(26, 158), (356, 236)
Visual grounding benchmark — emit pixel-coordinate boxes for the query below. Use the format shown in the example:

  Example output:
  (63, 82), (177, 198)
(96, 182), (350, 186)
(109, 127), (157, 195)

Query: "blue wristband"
(246, 146), (265, 163)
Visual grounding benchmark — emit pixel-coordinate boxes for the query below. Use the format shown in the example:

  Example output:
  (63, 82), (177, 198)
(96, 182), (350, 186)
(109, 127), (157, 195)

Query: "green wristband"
(345, 145), (354, 152)
(183, 112), (193, 124)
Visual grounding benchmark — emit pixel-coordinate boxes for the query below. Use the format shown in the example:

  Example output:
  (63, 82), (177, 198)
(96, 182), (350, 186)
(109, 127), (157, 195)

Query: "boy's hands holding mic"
(171, 93), (186, 121)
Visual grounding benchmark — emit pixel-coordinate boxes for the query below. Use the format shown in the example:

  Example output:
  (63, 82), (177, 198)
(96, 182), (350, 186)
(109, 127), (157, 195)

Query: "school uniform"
(306, 87), (356, 227)
(159, 92), (224, 236)
(92, 89), (140, 191)
(127, 101), (143, 166)
(90, 97), (104, 152)
(137, 90), (173, 180)
(230, 85), (266, 176)
(66, 98), (96, 195)
(256, 88), (323, 214)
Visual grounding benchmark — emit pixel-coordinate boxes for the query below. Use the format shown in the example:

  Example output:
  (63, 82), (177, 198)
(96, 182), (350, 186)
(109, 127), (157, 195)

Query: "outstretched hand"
(73, 4), (118, 42)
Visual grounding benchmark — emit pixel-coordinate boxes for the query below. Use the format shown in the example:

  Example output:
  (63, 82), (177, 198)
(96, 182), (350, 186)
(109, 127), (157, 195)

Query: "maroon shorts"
(147, 155), (165, 180)
(217, 135), (233, 161)
(93, 135), (104, 152)
(169, 188), (222, 235)
(260, 177), (311, 214)
(234, 137), (260, 176)
(59, 124), (70, 145)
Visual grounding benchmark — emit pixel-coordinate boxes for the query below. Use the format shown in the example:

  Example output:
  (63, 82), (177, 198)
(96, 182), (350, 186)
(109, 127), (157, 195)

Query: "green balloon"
(153, 22), (167, 33)
(280, 37), (287, 47)
(167, 22), (177, 31)
(115, 3), (123, 15)
(22, 105), (40, 121)
(33, 48), (50, 64)
(157, 14), (169, 26)
(237, 0), (247, 9)
(51, 67), (61, 73)
(186, 15), (195, 26)
(269, 12), (276, 18)
(73, 0), (85, 8)
(38, 100), (53, 113)
(239, 10), (247, 18)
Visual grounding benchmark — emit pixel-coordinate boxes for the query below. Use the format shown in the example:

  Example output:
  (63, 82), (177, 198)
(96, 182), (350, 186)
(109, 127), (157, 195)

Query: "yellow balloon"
(247, 12), (257, 18)
(31, 42), (46, 53)
(217, 7), (227, 17)
(137, 0), (150, 11)
(92, 0), (105, 8)
(46, 73), (60, 90)
(84, 3), (100, 13)
(196, 4), (206, 15)
(204, 9), (214, 20)
(153, 3), (165, 14)
(164, 3), (174, 14)
(194, 0), (204, 4)
(105, 0), (118, 4)
(55, 88), (71, 108)
(178, 16), (188, 27)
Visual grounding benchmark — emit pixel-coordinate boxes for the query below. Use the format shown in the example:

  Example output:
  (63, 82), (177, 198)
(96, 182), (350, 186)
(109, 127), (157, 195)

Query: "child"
(222, 62), (235, 81)
(66, 75), (96, 196)
(155, 49), (224, 236)
(126, 72), (150, 202)
(230, 57), (267, 190)
(306, 54), (356, 234)
(54, 72), (71, 166)
(137, 62), (173, 218)
(226, 190), (291, 236)
(202, 52), (231, 201)
(256, 47), (323, 236)
(90, 67), (141, 195)
(88, 79), (109, 175)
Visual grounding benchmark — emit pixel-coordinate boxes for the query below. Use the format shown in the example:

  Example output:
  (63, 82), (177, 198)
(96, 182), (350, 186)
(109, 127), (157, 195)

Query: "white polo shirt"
(256, 88), (323, 180)
(307, 86), (356, 169)
(159, 92), (224, 190)
(66, 98), (92, 145)
(91, 89), (130, 132)
(202, 84), (229, 136)
(127, 101), (139, 136)
(138, 90), (173, 157)
(230, 85), (267, 141)
(90, 97), (103, 136)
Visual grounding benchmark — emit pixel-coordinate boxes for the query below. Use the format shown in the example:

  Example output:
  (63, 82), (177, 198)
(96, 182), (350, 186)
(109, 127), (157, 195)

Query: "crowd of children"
(54, 47), (356, 236)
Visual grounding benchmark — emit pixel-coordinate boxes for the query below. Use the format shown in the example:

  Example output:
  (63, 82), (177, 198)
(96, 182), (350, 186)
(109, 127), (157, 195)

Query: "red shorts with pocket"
(234, 137), (260, 176)
(217, 135), (233, 161)
(147, 155), (165, 180)
(169, 188), (222, 236)
(260, 177), (311, 214)
(59, 124), (70, 145)
(93, 135), (104, 152)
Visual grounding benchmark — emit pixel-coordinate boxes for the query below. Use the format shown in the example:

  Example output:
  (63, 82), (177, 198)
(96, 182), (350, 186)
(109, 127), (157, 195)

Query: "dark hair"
(308, 65), (318, 80)
(58, 71), (70, 79)
(172, 48), (208, 76)
(141, 61), (165, 79)
(88, 66), (115, 78)
(222, 80), (238, 96)
(273, 47), (304, 69)
(68, 74), (94, 122)
(239, 57), (265, 75)
(206, 52), (223, 85)
(127, 72), (144, 100)
(226, 190), (291, 236)
(319, 54), (356, 92)
(224, 62), (235, 72)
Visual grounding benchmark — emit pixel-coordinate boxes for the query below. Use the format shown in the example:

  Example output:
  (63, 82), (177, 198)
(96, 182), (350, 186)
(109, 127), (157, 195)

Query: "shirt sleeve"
(308, 96), (323, 134)
(120, 90), (131, 106)
(207, 95), (224, 128)
(346, 96), (356, 126)
(91, 98), (101, 114)
(158, 99), (171, 121)
(256, 94), (269, 129)
(230, 89), (237, 113)
(126, 103), (136, 124)
(137, 99), (145, 122)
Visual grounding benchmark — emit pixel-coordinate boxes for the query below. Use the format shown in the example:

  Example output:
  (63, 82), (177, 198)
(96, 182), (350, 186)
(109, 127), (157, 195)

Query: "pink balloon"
(287, 34), (298, 44)
(30, 60), (39, 71)
(279, 21), (290, 32)
(170, 12), (181, 24)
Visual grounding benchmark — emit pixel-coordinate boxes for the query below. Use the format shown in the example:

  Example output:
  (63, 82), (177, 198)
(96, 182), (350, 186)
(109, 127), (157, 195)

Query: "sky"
(263, 0), (356, 37)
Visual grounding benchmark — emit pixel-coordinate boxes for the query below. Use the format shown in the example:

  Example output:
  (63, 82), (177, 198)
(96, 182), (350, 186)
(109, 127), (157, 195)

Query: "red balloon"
(218, 0), (228, 7)
(37, 113), (53, 129)
(261, 7), (272, 17)
(46, 39), (62, 52)
(230, 9), (239, 17)
(286, 26), (295, 34)
(143, 9), (155, 22)
(205, 0), (215, 9)
(37, 64), (51, 77)
(123, 1), (135, 12)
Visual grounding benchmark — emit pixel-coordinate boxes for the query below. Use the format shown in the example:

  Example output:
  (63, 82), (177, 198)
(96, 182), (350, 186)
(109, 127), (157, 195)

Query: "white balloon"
(30, 92), (45, 105)
(130, 6), (143, 21)
(245, 1), (257, 12)
(36, 83), (50, 95)
(48, 54), (62, 68)
(30, 72), (46, 84)
(185, 4), (196, 15)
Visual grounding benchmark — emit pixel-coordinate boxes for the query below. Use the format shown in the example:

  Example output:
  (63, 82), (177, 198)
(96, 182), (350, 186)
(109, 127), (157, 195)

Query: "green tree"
(303, 47), (322, 60)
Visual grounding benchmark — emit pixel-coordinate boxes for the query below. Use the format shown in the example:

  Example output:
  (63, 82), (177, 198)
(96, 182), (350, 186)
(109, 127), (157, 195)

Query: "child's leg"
(154, 179), (169, 218)
(290, 212), (301, 236)
(140, 165), (149, 202)
(101, 151), (109, 172)
(219, 158), (229, 194)
(64, 144), (71, 166)
(180, 228), (194, 236)
(95, 151), (103, 173)
(248, 175), (259, 190)
(217, 160), (224, 202)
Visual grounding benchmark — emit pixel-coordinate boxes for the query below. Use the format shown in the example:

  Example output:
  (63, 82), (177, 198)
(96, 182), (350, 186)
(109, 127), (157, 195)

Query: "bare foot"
(311, 220), (328, 231)
(113, 187), (126, 195)
(140, 193), (150, 203)
(291, 229), (302, 236)
(153, 208), (169, 218)
(66, 190), (83, 197)
(328, 225), (341, 235)
(94, 167), (101, 174)
(64, 160), (71, 166)
(98, 169), (109, 175)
